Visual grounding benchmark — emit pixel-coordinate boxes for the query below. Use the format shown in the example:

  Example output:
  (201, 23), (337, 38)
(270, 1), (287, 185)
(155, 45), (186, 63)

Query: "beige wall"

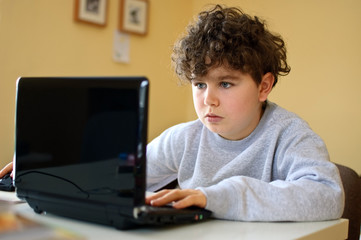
(1, 0), (360, 173)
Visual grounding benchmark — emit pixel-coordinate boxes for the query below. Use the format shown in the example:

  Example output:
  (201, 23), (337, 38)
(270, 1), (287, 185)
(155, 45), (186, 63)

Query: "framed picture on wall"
(119, 0), (149, 36)
(74, 0), (108, 27)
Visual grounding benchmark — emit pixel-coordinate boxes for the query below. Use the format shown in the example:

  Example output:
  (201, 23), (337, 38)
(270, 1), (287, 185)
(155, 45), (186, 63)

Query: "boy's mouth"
(205, 113), (223, 123)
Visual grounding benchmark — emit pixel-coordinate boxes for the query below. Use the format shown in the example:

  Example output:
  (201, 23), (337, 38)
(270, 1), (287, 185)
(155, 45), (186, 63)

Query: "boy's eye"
(194, 82), (207, 89)
(220, 82), (232, 88)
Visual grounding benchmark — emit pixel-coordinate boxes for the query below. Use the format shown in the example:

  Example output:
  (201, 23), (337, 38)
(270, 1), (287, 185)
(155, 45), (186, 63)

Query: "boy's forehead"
(194, 65), (249, 81)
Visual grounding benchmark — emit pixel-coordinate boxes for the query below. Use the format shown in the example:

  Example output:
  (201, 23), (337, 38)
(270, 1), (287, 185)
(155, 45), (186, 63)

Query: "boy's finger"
(149, 190), (179, 206)
(0, 162), (13, 178)
(145, 189), (172, 204)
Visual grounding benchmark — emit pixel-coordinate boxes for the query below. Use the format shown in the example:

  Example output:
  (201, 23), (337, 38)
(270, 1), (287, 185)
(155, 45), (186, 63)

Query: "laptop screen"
(14, 77), (148, 207)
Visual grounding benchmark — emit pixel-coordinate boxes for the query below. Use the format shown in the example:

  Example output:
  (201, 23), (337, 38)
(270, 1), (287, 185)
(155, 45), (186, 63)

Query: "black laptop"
(14, 76), (211, 229)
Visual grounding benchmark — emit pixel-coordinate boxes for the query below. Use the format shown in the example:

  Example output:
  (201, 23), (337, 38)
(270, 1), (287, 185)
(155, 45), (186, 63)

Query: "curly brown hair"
(172, 5), (290, 87)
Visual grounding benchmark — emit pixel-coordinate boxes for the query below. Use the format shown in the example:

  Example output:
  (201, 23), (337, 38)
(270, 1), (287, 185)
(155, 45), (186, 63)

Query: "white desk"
(1, 192), (349, 240)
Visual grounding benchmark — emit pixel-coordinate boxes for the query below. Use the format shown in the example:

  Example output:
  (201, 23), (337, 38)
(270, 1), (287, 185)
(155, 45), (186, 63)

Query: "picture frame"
(118, 0), (149, 36)
(74, 0), (108, 27)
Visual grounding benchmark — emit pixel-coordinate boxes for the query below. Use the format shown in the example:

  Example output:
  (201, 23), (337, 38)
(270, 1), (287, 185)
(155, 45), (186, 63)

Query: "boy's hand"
(0, 162), (13, 178)
(146, 189), (207, 209)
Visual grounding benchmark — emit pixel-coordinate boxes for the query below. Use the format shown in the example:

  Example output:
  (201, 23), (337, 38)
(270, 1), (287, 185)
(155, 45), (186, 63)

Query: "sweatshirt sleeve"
(146, 120), (203, 191)
(197, 130), (345, 222)
(146, 125), (182, 192)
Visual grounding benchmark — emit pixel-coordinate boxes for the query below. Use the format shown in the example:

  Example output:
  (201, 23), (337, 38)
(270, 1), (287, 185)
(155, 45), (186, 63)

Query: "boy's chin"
(205, 127), (230, 140)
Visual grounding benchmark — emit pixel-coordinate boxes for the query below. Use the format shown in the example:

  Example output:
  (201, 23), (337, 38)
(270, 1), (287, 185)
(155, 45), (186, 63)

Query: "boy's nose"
(204, 88), (219, 107)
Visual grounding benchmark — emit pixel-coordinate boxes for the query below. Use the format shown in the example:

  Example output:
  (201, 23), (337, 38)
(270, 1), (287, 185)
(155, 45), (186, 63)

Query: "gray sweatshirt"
(146, 101), (344, 221)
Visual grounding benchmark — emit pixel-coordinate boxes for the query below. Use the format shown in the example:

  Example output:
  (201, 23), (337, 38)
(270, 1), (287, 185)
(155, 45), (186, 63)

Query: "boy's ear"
(258, 73), (275, 102)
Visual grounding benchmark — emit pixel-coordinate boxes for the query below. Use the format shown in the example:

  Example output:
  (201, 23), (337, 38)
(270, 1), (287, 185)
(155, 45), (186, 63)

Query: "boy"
(0, 4), (344, 222)
(145, 5), (344, 221)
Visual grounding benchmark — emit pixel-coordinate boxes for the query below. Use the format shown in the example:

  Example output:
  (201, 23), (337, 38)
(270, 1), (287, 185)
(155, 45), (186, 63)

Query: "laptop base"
(20, 191), (211, 230)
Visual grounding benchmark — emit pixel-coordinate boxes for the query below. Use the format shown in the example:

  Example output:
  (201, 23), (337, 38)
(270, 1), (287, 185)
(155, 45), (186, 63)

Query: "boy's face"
(191, 65), (271, 140)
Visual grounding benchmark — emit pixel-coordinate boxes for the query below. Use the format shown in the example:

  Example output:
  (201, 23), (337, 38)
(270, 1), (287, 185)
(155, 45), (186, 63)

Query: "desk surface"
(1, 192), (349, 240)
